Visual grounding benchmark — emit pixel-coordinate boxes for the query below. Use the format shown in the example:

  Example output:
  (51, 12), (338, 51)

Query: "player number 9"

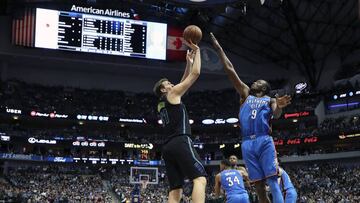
(251, 110), (257, 119)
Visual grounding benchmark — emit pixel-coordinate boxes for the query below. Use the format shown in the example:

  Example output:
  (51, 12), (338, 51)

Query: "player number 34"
(226, 176), (241, 186)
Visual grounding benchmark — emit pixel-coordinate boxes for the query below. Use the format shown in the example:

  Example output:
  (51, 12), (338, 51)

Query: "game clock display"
(35, 8), (167, 60)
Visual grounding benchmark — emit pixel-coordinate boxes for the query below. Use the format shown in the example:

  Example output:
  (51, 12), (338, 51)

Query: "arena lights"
(202, 119), (214, 125)
(329, 102), (359, 109)
(226, 118), (239, 124)
(47, 157), (73, 163)
(72, 141), (105, 147)
(0, 134), (10, 142)
(273, 137), (318, 145)
(339, 133), (360, 139)
(119, 118), (146, 124)
(303, 137), (318, 143)
(28, 137), (57, 145)
(339, 93), (347, 98)
(158, 119), (194, 125)
(286, 138), (301, 145)
(189, 119), (194, 124)
(202, 118), (239, 125)
(124, 143), (154, 150)
(76, 114), (109, 121)
(219, 144), (225, 149)
(193, 143), (204, 149)
(109, 158), (119, 165)
(31, 111), (68, 119)
(295, 82), (307, 94)
(333, 91), (360, 100)
(234, 143), (240, 148)
(6, 108), (22, 114)
(284, 111), (310, 119)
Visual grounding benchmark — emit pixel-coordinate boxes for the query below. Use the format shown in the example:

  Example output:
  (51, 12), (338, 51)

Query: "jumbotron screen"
(35, 8), (167, 60)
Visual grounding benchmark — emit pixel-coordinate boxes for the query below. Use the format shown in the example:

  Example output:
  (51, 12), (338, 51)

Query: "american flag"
(12, 8), (36, 47)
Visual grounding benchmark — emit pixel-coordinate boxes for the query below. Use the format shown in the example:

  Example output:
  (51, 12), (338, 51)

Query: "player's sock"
(266, 176), (284, 203)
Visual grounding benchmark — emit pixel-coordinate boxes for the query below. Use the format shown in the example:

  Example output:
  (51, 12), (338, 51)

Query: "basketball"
(183, 25), (202, 44)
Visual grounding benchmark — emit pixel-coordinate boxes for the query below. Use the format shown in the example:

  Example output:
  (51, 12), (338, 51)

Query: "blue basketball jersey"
(239, 95), (272, 138)
(220, 169), (247, 197)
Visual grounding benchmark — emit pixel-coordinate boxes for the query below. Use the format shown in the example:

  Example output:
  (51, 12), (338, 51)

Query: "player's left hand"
(276, 95), (292, 108)
(210, 32), (222, 51)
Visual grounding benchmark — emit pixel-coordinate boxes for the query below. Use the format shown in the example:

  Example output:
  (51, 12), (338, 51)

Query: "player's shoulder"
(215, 173), (222, 181)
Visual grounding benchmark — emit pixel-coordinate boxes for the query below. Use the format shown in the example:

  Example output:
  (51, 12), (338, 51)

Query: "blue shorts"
(241, 135), (278, 182)
(227, 193), (250, 203)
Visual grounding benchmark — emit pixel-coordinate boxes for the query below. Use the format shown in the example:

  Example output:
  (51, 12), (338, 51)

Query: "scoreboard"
(35, 8), (167, 60)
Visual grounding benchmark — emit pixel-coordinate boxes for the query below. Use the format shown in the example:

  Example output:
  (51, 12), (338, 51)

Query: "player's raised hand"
(210, 32), (222, 51)
(276, 95), (292, 108)
(186, 50), (195, 64)
(184, 39), (199, 51)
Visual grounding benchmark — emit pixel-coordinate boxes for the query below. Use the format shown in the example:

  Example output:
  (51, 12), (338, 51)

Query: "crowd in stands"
(319, 115), (360, 135)
(1, 112), (358, 145)
(4, 79), (358, 144)
(1, 80), (321, 121)
(285, 163), (360, 203)
(1, 162), (359, 202)
(1, 166), (113, 202)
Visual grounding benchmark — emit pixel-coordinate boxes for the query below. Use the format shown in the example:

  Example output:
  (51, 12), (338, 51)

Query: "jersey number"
(226, 176), (240, 187)
(251, 109), (257, 119)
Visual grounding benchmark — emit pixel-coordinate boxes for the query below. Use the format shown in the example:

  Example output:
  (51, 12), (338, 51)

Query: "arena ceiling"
(3, 0), (360, 88)
(156, 0), (360, 88)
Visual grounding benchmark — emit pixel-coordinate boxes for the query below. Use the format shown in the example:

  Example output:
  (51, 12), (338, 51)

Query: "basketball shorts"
(241, 135), (278, 182)
(162, 135), (207, 190)
(227, 193), (250, 203)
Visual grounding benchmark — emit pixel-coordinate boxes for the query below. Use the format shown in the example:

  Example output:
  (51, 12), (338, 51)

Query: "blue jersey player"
(211, 33), (292, 203)
(215, 159), (250, 203)
(278, 167), (297, 203)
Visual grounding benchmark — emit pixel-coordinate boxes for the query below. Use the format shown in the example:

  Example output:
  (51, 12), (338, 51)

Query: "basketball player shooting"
(210, 33), (291, 203)
(153, 26), (207, 203)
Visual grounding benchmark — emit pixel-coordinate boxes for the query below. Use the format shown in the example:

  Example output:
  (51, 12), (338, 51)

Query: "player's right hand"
(210, 32), (222, 51)
(276, 95), (292, 108)
(184, 39), (199, 51)
(186, 50), (195, 64)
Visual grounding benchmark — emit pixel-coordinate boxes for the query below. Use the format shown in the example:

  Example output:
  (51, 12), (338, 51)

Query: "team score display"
(251, 109), (257, 119)
(34, 8), (167, 60)
(226, 176), (241, 187)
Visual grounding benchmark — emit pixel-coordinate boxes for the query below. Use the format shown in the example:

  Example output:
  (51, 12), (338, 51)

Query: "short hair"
(153, 78), (168, 98)
(262, 80), (271, 95)
(221, 159), (232, 167)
